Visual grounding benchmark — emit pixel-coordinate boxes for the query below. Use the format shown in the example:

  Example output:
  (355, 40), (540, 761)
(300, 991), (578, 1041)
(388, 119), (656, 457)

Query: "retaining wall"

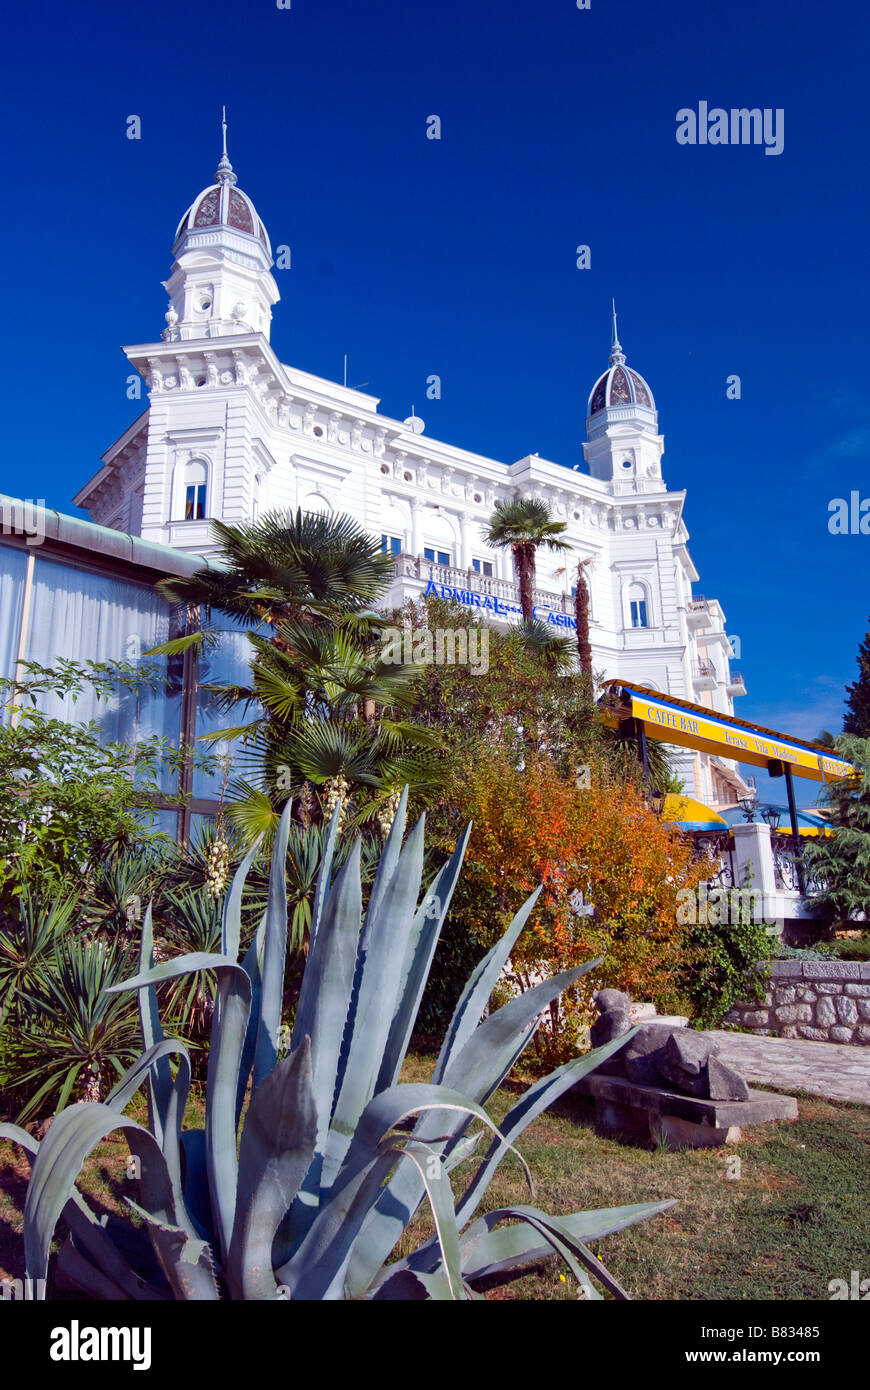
(725, 961), (870, 1045)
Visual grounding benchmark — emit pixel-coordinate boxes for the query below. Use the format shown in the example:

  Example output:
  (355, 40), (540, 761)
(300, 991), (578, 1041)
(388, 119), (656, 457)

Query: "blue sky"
(1, 0), (868, 803)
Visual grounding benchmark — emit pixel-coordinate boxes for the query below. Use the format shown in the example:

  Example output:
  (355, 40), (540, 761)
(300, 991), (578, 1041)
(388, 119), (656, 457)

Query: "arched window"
(627, 582), (649, 629)
(300, 492), (333, 515)
(184, 460), (208, 521)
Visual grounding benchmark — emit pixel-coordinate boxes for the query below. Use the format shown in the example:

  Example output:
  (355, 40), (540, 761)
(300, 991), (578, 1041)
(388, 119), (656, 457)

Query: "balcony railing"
(692, 659), (717, 690)
(686, 597), (711, 631)
(391, 555), (573, 615)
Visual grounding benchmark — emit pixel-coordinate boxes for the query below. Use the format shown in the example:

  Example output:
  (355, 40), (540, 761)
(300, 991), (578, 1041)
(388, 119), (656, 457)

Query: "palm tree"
(516, 618), (576, 671)
(156, 508), (396, 632)
(149, 509), (441, 837)
(484, 498), (570, 622)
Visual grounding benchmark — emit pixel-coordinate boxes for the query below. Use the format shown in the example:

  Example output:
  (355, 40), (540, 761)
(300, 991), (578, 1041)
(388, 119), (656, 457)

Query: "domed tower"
(582, 306), (665, 493)
(161, 115), (279, 343)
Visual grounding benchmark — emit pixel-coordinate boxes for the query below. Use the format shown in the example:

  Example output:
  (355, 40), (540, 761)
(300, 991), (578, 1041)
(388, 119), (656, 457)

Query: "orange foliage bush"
(453, 751), (706, 1061)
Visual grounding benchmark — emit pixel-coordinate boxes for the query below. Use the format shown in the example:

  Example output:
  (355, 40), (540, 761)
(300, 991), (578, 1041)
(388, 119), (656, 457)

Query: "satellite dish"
(403, 408), (425, 435)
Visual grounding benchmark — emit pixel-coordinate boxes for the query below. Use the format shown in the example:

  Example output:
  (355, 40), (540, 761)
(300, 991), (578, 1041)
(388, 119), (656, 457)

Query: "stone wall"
(725, 961), (870, 1045)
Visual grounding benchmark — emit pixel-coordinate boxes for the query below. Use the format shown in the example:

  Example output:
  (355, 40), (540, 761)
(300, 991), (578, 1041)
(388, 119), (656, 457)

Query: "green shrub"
(680, 908), (772, 1029)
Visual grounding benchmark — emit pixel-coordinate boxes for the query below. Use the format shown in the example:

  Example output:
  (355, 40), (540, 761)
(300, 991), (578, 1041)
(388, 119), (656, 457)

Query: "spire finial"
(215, 106), (237, 186)
(609, 297), (625, 366)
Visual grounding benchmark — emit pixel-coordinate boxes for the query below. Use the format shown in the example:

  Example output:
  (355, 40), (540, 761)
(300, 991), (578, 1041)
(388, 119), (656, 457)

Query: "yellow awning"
(601, 682), (852, 785)
(662, 795), (728, 829)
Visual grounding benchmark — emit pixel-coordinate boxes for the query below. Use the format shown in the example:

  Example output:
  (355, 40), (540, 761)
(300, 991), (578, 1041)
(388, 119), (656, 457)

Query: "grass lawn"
(2, 1053), (868, 1301)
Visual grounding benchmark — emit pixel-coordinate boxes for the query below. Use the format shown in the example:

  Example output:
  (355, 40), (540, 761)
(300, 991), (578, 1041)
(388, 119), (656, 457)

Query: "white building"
(74, 134), (749, 807)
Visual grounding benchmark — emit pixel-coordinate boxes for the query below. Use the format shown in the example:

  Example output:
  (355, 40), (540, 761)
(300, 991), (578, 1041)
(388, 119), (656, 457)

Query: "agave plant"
(0, 790), (672, 1300)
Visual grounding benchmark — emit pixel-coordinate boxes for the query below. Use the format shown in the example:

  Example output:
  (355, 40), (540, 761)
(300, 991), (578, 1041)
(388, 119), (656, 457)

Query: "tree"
(484, 498), (570, 621)
(151, 509), (442, 838)
(402, 595), (610, 787)
(844, 621), (870, 736)
(156, 507), (396, 627)
(573, 557), (593, 676)
(804, 734), (870, 922)
(443, 749), (704, 1062)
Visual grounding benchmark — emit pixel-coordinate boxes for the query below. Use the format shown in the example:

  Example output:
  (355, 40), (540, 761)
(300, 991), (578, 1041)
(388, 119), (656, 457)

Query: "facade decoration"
(73, 134), (749, 805)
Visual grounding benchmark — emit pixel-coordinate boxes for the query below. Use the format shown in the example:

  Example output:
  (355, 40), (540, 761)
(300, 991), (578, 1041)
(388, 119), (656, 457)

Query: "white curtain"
(24, 558), (182, 787)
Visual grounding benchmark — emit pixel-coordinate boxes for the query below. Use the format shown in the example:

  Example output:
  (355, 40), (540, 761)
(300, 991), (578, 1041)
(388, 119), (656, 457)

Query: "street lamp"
(737, 790), (758, 823)
(761, 805), (782, 832)
(649, 787), (665, 818)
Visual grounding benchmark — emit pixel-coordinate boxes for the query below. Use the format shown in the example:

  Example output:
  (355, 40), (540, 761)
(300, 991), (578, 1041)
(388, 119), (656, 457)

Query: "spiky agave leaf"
(8, 786), (674, 1302)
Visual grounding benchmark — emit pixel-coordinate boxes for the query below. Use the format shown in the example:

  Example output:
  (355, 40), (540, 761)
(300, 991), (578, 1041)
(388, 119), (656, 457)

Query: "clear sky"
(1, 0), (868, 803)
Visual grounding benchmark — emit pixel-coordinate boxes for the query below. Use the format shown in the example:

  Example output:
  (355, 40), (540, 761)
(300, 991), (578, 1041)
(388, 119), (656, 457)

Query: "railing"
(393, 555), (573, 614)
(771, 833), (828, 894)
(692, 831), (737, 890)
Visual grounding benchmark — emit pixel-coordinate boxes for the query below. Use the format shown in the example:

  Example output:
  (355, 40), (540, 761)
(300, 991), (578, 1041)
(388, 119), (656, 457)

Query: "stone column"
(732, 822), (777, 895)
(410, 498), (421, 557)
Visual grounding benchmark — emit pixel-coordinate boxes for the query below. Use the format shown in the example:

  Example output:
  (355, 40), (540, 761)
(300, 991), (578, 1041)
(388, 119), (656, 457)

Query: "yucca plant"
(0, 890), (79, 1034)
(1, 791), (672, 1299)
(2, 934), (142, 1119)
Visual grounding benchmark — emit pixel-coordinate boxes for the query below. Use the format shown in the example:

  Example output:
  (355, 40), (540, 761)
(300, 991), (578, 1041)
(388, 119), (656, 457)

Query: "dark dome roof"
(588, 360), (654, 416)
(174, 180), (270, 251)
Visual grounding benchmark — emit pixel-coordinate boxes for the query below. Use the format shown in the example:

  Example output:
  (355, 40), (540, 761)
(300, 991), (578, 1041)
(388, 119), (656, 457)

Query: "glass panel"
(193, 612), (256, 799)
(0, 544), (28, 720)
(186, 484), (206, 521)
(23, 557), (181, 791)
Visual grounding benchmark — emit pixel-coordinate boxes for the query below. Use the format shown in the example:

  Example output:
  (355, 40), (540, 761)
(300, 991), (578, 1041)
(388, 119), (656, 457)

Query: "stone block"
(835, 996), (859, 1027)
(650, 1114), (742, 1149)
(845, 984), (870, 997)
(740, 1010), (770, 1027)
(859, 964), (870, 982)
(857, 1000), (870, 1021)
(596, 1098), (650, 1140)
(774, 986), (797, 1005)
(770, 961), (804, 978)
(774, 1004), (813, 1024)
(855, 1025), (870, 1045)
(798, 1026), (830, 1041)
(795, 986), (817, 1003)
(815, 983), (842, 994)
(803, 962), (860, 980)
(815, 996), (837, 1027)
(622, 1024), (681, 1085)
(830, 1026), (854, 1044)
(778, 1025), (800, 1039)
(707, 1055), (751, 1101)
(574, 1073), (797, 1150)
